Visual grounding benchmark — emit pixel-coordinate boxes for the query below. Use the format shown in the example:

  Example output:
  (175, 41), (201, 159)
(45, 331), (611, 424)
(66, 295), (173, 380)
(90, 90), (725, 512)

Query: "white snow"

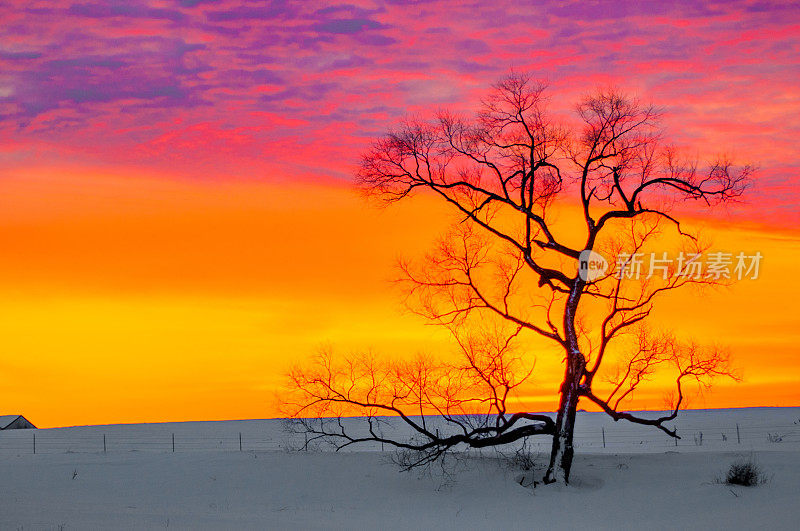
(2, 408), (799, 529)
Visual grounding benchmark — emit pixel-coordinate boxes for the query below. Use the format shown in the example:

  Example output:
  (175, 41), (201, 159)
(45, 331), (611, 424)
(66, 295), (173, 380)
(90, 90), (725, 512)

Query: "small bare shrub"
(721, 457), (768, 487)
(507, 439), (539, 472)
(766, 433), (783, 443)
(496, 439), (541, 488)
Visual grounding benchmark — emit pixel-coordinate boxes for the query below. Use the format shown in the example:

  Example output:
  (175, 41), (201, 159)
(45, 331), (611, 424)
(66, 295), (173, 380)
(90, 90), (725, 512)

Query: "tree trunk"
(544, 374), (580, 484)
(544, 281), (585, 484)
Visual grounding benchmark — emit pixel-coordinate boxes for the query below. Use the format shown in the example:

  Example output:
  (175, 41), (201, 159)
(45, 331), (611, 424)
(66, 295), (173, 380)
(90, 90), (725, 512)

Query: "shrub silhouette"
(724, 458), (766, 487)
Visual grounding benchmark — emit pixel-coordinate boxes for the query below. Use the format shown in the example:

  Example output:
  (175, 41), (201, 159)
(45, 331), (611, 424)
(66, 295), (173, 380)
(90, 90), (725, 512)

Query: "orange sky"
(1, 1), (799, 427)
(1, 167), (798, 428)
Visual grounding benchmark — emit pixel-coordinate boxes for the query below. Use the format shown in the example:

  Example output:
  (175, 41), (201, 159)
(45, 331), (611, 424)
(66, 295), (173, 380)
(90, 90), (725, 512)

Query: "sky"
(0, 1), (798, 427)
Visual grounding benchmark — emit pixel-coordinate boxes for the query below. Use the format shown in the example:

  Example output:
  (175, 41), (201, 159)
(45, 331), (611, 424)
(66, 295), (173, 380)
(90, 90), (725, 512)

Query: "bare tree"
(287, 322), (555, 470)
(287, 72), (750, 484)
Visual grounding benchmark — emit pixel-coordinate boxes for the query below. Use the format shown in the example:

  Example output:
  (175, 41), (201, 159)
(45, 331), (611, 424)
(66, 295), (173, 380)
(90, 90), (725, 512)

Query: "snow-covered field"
(2, 408), (799, 529)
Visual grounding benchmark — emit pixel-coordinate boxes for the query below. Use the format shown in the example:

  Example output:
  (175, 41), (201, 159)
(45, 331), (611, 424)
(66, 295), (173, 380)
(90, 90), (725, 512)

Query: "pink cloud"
(0, 0), (796, 222)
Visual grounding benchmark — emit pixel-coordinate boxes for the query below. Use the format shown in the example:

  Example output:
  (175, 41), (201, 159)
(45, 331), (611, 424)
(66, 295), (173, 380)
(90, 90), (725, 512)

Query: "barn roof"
(0, 415), (27, 429)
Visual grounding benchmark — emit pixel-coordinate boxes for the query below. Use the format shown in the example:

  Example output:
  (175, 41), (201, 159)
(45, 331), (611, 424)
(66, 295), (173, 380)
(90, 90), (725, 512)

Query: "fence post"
(304, 431), (308, 451)
(33, 432), (36, 455)
(736, 423), (741, 444)
(104, 434), (107, 454)
(602, 427), (606, 449)
(172, 433), (175, 453)
(675, 431), (678, 447)
(239, 432), (242, 452)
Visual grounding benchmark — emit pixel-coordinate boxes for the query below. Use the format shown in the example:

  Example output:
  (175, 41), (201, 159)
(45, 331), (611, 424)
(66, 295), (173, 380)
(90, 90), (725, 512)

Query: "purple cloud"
(67, 2), (187, 22)
(313, 18), (387, 34)
(0, 0), (795, 223)
(205, 3), (299, 22)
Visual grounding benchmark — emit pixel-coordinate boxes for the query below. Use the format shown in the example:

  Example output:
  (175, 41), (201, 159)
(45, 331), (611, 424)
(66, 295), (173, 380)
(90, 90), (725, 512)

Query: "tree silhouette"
(287, 72), (750, 484)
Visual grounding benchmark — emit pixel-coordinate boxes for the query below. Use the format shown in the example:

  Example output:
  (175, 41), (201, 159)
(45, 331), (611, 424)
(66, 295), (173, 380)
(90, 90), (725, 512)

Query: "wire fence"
(562, 421), (800, 451)
(2, 413), (799, 457)
(0, 431), (286, 456)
